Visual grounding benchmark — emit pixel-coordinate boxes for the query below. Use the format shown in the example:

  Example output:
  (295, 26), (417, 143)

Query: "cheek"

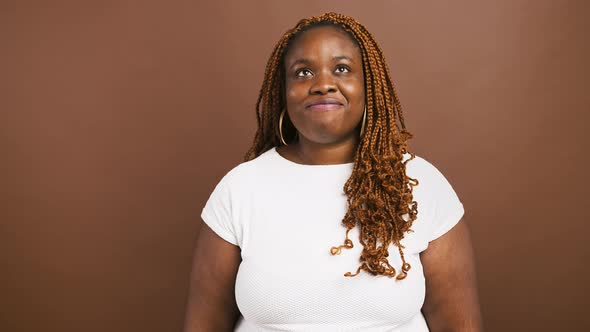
(286, 83), (307, 103)
(285, 87), (297, 101)
(342, 80), (365, 105)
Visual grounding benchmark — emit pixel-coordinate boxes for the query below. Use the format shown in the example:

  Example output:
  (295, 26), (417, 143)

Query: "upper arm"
(183, 220), (242, 332)
(420, 218), (484, 332)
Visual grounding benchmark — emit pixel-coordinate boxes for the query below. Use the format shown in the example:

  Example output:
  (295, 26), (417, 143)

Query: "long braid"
(244, 12), (419, 281)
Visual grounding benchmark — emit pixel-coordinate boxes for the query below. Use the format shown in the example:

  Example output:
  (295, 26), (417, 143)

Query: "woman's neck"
(276, 136), (359, 165)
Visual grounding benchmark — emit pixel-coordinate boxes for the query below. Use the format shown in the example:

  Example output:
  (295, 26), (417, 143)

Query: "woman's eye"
(336, 66), (350, 73)
(296, 69), (313, 77)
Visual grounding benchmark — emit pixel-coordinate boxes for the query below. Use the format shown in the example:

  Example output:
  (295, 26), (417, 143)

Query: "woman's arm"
(420, 218), (484, 332)
(183, 220), (242, 332)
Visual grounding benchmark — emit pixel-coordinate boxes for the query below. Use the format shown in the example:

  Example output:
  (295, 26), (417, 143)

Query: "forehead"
(284, 26), (360, 63)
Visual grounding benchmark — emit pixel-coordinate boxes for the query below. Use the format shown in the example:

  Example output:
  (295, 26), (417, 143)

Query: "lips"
(305, 98), (344, 111)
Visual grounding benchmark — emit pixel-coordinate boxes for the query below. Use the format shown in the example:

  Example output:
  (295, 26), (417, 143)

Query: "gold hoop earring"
(279, 109), (288, 145)
(359, 106), (367, 138)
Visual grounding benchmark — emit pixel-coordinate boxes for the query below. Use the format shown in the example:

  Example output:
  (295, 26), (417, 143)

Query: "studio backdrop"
(2, 1), (589, 331)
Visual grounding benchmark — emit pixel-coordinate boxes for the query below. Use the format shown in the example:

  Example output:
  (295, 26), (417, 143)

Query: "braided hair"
(244, 12), (419, 281)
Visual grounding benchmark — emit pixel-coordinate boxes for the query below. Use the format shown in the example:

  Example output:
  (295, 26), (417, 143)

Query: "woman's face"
(283, 25), (365, 145)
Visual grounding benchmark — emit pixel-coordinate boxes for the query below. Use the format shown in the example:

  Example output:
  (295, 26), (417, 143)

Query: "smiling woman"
(184, 12), (483, 332)
(283, 25), (365, 149)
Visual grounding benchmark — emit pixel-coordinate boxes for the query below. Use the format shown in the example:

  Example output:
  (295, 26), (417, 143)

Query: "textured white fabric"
(201, 147), (465, 332)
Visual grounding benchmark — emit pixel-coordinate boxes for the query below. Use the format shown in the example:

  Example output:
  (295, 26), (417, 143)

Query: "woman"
(184, 12), (483, 332)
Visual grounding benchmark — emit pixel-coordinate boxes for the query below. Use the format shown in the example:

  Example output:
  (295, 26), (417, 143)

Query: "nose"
(310, 71), (337, 95)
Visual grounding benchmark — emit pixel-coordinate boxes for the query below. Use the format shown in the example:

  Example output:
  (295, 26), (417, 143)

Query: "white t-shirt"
(201, 147), (465, 332)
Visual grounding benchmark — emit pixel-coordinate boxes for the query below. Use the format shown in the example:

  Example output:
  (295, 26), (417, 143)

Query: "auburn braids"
(243, 12), (419, 281)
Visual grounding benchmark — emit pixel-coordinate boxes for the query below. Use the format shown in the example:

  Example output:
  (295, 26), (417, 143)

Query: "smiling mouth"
(306, 103), (343, 111)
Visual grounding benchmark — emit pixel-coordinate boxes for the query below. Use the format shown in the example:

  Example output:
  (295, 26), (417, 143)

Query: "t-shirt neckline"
(270, 146), (354, 169)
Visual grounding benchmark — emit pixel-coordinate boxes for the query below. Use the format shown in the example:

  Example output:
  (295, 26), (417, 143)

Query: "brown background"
(2, 0), (589, 331)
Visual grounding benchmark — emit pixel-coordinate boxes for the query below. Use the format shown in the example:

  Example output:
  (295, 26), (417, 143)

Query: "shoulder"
(403, 152), (439, 177)
(402, 153), (465, 244)
(216, 148), (277, 189)
(403, 152), (461, 198)
(404, 152), (449, 178)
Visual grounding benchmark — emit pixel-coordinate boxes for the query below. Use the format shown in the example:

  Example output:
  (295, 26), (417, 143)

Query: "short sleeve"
(200, 174), (239, 246)
(421, 159), (465, 242)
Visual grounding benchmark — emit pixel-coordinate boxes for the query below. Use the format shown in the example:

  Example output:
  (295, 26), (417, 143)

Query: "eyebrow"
(288, 55), (355, 70)
(332, 55), (354, 62)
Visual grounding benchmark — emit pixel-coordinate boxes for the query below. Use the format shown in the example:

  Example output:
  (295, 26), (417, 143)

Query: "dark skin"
(421, 218), (484, 331)
(183, 25), (483, 332)
(183, 223), (241, 331)
(278, 26), (364, 165)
